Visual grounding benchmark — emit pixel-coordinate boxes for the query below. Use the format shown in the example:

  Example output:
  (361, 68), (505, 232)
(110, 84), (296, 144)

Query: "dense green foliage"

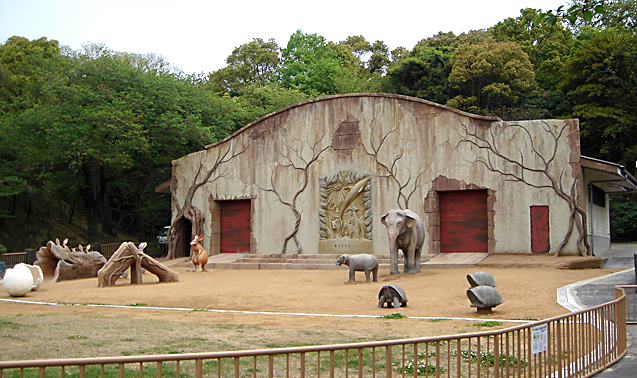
(1, 1), (636, 250)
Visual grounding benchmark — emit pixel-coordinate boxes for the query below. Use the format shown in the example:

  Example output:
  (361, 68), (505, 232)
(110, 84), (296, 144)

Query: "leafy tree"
(329, 40), (362, 72)
(367, 40), (390, 74)
(446, 41), (537, 114)
(0, 36), (61, 112)
(208, 38), (280, 94)
(389, 46), (410, 65)
(0, 39), (227, 242)
(453, 29), (495, 45)
(561, 27), (637, 168)
(278, 30), (349, 96)
(610, 196), (637, 241)
(338, 35), (372, 61)
(0, 36), (64, 217)
(536, 1), (606, 27)
(382, 32), (460, 104)
(492, 8), (573, 91)
(383, 46), (453, 104)
(598, 0), (637, 29)
(539, 0), (636, 30)
(330, 36), (386, 91)
(218, 83), (310, 128)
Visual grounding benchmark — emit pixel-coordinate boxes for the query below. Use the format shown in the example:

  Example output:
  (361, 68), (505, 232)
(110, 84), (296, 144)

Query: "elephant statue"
(336, 254), (379, 282)
(381, 209), (425, 274)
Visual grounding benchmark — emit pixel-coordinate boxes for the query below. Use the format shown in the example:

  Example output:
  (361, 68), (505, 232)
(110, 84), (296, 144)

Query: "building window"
(591, 185), (606, 208)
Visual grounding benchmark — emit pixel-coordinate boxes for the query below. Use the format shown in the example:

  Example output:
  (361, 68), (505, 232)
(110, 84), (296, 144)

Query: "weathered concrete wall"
(171, 94), (584, 256)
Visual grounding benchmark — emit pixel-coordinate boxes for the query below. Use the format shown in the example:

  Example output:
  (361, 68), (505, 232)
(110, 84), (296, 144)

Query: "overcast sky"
(1, 0), (568, 75)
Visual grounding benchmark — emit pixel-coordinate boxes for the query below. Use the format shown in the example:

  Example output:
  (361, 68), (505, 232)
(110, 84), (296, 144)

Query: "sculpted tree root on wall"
(98, 242), (179, 287)
(34, 238), (107, 282)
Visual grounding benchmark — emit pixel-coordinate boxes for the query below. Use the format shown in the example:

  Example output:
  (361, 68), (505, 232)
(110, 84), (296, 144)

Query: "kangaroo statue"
(190, 234), (209, 272)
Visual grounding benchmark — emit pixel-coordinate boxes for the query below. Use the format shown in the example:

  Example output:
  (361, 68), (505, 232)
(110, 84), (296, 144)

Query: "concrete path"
(563, 243), (637, 377)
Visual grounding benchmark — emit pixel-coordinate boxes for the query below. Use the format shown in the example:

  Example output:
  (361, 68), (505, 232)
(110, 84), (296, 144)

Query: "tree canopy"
(2, 1), (637, 249)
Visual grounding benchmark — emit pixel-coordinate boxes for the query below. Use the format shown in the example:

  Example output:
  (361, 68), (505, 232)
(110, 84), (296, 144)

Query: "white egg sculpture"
(26, 264), (44, 291)
(2, 264), (34, 297)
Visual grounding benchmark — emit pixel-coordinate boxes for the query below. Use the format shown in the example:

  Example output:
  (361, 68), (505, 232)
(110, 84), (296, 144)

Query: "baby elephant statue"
(381, 209), (425, 274)
(336, 254), (379, 282)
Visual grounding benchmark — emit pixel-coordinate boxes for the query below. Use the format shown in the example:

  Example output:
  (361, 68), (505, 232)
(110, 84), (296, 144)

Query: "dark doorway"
(220, 200), (251, 253)
(175, 217), (192, 258)
(439, 190), (488, 253)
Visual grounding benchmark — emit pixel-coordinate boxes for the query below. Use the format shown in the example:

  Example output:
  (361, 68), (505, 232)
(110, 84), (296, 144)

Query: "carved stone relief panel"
(319, 170), (372, 240)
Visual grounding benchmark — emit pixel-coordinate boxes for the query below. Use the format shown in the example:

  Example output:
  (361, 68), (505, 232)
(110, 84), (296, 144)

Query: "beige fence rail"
(0, 286), (630, 378)
(619, 285), (637, 324)
(0, 252), (27, 268)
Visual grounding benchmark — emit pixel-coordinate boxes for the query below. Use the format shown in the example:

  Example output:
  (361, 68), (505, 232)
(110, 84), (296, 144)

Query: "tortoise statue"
(378, 284), (408, 308)
(467, 271), (497, 288)
(467, 286), (503, 314)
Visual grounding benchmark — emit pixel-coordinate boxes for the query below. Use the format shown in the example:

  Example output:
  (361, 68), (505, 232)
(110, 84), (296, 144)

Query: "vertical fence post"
(493, 334), (500, 378)
(556, 320), (563, 378)
(386, 345), (392, 378)
(196, 359), (203, 378)
(615, 287), (627, 354)
(300, 352), (306, 378)
(330, 350), (335, 378)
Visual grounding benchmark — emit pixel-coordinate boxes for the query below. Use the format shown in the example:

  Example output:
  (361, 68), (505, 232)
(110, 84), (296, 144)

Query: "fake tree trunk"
(166, 142), (247, 259)
(165, 206), (204, 260)
(98, 242), (179, 287)
(34, 239), (107, 282)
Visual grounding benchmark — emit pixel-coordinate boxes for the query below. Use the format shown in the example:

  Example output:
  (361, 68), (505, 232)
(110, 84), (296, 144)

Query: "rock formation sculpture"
(98, 242), (179, 287)
(34, 238), (107, 282)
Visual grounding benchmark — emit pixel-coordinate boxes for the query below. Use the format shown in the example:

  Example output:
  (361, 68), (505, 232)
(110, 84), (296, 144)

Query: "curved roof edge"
(205, 93), (502, 149)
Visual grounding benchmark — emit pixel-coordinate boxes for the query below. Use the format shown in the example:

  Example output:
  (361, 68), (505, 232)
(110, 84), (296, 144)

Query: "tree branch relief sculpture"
(456, 119), (589, 256)
(166, 141), (247, 259)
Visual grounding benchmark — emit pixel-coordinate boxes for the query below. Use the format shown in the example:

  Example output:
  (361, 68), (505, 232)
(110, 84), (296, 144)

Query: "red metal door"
(220, 200), (251, 253)
(530, 206), (550, 253)
(439, 190), (488, 253)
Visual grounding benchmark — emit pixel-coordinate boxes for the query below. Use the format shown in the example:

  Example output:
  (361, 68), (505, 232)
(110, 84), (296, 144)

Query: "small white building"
(581, 156), (637, 254)
(162, 94), (637, 259)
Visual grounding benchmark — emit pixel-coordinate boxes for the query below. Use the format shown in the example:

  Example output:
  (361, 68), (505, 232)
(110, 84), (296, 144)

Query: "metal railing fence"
(0, 242), (168, 267)
(0, 286), (630, 378)
(0, 252), (27, 268)
(101, 242), (166, 259)
(617, 285), (637, 324)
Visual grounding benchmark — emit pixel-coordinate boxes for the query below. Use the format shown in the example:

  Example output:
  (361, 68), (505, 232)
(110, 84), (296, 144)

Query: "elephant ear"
(380, 212), (390, 226)
(405, 214), (417, 228)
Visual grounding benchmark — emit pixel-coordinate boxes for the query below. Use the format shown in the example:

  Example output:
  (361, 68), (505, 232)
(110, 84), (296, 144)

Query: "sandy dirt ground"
(0, 260), (623, 340)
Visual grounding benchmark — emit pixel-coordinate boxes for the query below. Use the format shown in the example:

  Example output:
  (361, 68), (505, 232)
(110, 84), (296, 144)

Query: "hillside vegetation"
(1, 1), (636, 252)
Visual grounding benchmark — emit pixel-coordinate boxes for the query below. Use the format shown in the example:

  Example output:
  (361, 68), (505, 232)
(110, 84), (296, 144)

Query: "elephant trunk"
(387, 228), (400, 274)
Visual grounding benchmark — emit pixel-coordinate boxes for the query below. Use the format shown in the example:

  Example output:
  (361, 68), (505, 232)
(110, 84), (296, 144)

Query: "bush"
(610, 197), (637, 242)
